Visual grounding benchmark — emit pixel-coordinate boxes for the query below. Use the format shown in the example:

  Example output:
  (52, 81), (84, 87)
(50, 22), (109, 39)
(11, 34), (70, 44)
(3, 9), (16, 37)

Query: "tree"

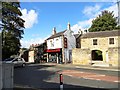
(89, 10), (120, 32)
(1, 2), (25, 59)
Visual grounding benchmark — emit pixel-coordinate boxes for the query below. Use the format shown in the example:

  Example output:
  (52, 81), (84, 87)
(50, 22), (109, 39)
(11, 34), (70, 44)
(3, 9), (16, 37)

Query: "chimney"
(67, 22), (71, 30)
(84, 29), (88, 33)
(78, 29), (83, 35)
(52, 27), (56, 35)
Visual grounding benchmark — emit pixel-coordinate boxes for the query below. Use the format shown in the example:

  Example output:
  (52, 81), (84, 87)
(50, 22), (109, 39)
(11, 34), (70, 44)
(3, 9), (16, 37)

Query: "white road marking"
(62, 72), (84, 74)
(68, 75), (73, 77)
(83, 77), (101, 81)
(114, 81), (120, 83)
(95, 79), (101, 81)
(79, 72), (84, 73)
(84, 77), (94, 80)
(83, 74), (105, 78)
(75, 66), (80, 68)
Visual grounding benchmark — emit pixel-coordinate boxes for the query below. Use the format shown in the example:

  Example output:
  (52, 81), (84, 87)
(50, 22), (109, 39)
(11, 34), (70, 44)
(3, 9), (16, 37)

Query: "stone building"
(34, 42), (47, 63)
(72, 30), (120, 67)
(28, 44), (40, 63)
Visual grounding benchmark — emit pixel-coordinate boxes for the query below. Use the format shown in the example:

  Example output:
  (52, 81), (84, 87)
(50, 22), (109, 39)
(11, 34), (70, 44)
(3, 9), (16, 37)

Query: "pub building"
(46, 22), (76, 64)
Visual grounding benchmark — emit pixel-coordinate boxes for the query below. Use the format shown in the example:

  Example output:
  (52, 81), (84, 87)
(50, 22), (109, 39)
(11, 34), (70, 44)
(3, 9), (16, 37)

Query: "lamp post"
(117, 0), (120, 25)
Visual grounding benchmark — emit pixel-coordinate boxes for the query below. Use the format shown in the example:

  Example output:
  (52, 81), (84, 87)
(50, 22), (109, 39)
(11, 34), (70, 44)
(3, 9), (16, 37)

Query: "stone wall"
(72, 48), (91, 65)
(108, 47), (120, 66)
(72, 36), (119, 66)
(81, 36), (119, 50)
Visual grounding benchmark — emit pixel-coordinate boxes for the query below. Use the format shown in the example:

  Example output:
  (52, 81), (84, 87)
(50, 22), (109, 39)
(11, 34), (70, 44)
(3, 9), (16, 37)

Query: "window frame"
(93, 39), (97, 45)
(109, 38), (114, 45)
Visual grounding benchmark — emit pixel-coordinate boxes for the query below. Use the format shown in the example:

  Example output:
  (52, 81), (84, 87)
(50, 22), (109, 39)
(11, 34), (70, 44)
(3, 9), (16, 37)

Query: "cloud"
(71, 19), (93, 34)
(20, 36), (49, 48)
(20, 9), (38, 29)
(83, 4), (101, 18)
(32, 34), (40, 37)
(20, 38), (44, 48)
(72, 3), (118, 34)
(100, 0), (117, 3)
(104, 4), (118, 17)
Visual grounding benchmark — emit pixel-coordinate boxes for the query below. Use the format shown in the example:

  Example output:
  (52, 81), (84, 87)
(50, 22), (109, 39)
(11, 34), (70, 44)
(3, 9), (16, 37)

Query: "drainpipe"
(47, 53), (49, 63)
(62, 35), (65, 64)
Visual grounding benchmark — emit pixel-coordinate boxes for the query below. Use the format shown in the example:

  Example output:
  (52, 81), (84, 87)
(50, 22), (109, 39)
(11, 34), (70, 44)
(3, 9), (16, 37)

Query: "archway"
(91, 50), (103, 61)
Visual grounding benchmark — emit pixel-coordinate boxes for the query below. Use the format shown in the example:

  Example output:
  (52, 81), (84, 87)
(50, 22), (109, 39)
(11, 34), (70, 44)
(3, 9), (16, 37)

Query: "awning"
(46, 48), (61, 53)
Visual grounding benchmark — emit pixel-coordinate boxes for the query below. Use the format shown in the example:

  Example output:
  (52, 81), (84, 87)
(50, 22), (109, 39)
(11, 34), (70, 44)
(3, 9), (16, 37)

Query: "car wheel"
(22, 63), (25, 67)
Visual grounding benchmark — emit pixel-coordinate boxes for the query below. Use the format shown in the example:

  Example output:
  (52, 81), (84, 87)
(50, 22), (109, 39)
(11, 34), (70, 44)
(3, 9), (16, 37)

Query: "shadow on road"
(13, 64), (117, 90)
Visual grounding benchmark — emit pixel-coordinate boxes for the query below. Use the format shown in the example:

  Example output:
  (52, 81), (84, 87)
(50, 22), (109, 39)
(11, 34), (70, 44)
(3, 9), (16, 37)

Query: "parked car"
(3, 57), (26, 67)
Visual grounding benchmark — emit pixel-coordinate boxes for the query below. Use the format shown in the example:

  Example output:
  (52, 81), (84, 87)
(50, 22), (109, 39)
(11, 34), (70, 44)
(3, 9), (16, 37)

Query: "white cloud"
(32, 34), (40, 37)
(21, 9), (38, 29)
(72, 3), (118, 34)
(104, 4), (118, 17)
(100, 0), (117, 3)
(20, 36), (49, 48)
(20, 38), (44, 48)
(71, 19), (93, 34)
(83, 4), (101, 18)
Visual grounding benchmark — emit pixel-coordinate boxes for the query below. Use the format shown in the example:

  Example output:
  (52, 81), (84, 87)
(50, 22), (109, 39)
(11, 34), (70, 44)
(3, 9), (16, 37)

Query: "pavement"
(41, 63), (120, 72)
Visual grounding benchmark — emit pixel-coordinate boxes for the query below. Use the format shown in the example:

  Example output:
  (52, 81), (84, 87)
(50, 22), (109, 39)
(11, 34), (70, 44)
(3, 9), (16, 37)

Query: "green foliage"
(89, 10), (120, 32)
(1, 2), (25, 59)
(95, 50), (102, 56)
(20, 48), (28, 51)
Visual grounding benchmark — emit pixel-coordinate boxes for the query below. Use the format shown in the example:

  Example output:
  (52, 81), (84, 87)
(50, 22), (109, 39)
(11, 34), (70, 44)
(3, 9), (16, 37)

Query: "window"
(50, 40), (54, 47)
(109, 38), (114, 44)
(56, 39), (58, 41)
(93, 39), (97, 45)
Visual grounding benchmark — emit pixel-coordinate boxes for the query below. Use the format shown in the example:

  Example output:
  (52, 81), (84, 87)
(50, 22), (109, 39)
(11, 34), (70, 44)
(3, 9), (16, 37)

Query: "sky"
(19, 0), (119, 48)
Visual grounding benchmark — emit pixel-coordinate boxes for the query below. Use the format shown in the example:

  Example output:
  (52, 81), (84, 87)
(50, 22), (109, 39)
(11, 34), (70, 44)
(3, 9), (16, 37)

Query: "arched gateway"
(91, 50), (103, 61)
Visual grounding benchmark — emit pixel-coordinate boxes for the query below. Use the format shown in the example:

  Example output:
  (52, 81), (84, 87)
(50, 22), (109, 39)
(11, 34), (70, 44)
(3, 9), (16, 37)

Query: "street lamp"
(117, 0), (120, 25)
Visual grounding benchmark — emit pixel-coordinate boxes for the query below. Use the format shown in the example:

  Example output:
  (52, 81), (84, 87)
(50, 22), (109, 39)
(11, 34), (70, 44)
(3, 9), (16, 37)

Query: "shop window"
(50, 40), (54, 47)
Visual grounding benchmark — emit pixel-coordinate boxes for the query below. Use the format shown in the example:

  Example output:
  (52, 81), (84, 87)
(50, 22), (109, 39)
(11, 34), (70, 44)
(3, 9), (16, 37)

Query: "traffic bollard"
(60, 73), (63, 90)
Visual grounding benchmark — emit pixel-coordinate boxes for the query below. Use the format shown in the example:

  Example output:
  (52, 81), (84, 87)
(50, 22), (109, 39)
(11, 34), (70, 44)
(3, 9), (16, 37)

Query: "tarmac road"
(14, 63), (119, 90)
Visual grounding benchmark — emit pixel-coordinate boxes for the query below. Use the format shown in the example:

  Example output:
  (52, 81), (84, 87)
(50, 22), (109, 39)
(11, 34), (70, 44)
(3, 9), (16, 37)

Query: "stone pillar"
(106, 50), (109, 63)
(57, 53), (59, 64)
(102, 51), (106, 62)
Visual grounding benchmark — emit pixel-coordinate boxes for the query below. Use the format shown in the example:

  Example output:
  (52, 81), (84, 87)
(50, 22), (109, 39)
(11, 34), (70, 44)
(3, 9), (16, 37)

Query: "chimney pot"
(52, 27), (56, 35)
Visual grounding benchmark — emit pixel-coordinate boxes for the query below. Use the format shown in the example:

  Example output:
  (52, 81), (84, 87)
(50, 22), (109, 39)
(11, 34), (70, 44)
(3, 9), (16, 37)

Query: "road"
(14, 63), (119, 90)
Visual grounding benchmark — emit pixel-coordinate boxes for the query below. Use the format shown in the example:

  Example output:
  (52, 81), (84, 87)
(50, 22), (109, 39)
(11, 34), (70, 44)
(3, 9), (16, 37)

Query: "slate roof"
(34, 41), (46, 48)
(74, 34), (79, 39)
(81, 30), (120, 39)
(47, 30), (66, 40)
(74, 34), (82, 39)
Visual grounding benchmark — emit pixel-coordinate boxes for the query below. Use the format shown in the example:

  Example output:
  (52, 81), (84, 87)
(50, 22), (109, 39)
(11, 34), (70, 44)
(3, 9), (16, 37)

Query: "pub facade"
(46, 22), (76, 64)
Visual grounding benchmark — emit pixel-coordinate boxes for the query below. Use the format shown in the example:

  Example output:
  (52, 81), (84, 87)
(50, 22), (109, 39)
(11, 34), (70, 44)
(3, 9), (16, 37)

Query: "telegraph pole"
(117, 0), (120, 25)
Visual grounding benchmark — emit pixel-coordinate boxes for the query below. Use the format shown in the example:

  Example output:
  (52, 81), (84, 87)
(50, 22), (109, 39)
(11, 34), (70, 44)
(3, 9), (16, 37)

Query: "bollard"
(60, 74), (63, 90)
